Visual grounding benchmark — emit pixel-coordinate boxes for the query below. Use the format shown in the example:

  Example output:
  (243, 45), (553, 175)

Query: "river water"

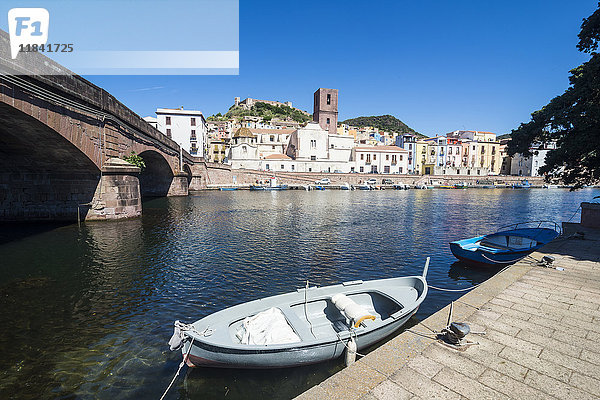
(0, 188), (597, 399)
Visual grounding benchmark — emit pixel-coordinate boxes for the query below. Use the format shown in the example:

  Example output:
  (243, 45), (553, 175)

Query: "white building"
(251, 128), (295, 159)
(354, 146), (409, 174)
(510, 142), (556, 176)
(155, 108), (208, 158)
(285, 122), (354, 172)
(143, 116), (157, 129)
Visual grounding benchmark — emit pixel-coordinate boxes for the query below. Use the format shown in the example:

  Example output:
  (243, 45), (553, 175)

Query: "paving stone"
(432, 367), (508, 400)
(485, 330), (543, 357)
(524, 370), (597, 400)
(540, 348), (600, 380)
(580, 349), (600, 366)
(457, 345), (528, 382)
(406, 354), (443, 379)
(477, 369), (551, 400)
(371, 380), (413, 400)
(515, 329), (582, 358)
(489, 298), (514, 309)
(498, 345), (571, 383)
(569, 372), (600, 398)
(426, 344), (486, 379)
(468, 314), (521, 337)
(390, 367), (461, 400)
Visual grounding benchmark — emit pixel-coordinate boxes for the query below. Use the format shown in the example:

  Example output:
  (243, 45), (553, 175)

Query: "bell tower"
(313, 88), (338, 135)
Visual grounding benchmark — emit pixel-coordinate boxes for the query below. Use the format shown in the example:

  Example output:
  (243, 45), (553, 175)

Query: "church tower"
(313, 88), (338, 135)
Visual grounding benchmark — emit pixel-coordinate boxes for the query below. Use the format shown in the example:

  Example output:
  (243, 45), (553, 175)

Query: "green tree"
(508, 3), (600, 188)
(123, 151), (146, 170)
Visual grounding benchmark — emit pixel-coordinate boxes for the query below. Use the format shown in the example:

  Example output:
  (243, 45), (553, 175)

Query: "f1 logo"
(8, 8), (49, 59)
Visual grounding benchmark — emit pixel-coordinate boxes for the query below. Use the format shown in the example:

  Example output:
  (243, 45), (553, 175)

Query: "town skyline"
(86, 1), (597, 137)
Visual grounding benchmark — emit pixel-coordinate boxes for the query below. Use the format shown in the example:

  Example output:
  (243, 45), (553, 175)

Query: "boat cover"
(236, 307), (301, 345)
(331, 293), (376, 327)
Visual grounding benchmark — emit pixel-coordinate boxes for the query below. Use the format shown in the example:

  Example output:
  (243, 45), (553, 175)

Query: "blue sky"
(13, 0), (597, 137)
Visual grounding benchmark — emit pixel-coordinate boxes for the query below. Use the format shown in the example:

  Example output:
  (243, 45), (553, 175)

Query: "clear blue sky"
(84, 0), (597, 137)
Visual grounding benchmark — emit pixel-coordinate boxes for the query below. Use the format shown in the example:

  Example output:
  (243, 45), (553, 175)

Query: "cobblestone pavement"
(296, 223), (600, 400)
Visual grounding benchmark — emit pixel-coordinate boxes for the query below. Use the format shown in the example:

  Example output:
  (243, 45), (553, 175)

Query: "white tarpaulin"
(236, 307), (301, 345)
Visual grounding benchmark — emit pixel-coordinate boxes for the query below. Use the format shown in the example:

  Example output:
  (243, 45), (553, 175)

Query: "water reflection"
(0, 188), (598, 399)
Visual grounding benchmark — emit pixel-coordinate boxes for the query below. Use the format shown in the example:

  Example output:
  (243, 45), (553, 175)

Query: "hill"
(208, 102), (312, 123)
(341, 115), (425, 138)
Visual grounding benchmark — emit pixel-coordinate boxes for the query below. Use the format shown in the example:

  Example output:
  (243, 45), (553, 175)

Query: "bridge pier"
(85, 158), (142, 221)
(167, 172), (190, 196)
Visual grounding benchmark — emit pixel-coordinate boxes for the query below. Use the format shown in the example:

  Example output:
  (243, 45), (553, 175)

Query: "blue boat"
(220, 187), (238, 191)
(512, 179), (531, 189)
(450, 221), (560, 267)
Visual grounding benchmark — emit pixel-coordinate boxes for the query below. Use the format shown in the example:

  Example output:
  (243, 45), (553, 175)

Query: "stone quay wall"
(190, 163), (545, 189)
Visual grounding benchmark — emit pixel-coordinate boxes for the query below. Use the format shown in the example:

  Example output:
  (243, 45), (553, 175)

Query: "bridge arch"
(138, 150), (174, 198)
(0, 102), (101, 221)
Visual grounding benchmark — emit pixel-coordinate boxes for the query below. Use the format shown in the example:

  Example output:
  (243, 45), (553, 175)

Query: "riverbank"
(296, 222), (600, 400)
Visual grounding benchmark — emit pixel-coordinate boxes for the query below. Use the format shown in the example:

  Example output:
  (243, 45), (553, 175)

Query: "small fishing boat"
(512, 179), (531, 189)
(168, 260), (430, 369)
(450, 221), (560, 267)
(220, 187), (238, 191)
(250, 177), (288, 191)
(356, 184), (373, 190)
(340, 182), (351, 190)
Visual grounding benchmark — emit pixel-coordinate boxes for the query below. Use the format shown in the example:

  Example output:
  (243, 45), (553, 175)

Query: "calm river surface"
(0, 188), (598, 399)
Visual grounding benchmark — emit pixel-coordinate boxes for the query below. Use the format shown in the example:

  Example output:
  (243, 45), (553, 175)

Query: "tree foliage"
(208, 102), (312, 123)
(123, 151), (146, 170)
(341, 115), (425, 137)
(508, 3), (600, 188)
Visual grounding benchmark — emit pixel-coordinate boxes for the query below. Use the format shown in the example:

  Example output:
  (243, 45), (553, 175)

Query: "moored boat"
(450, 221), (560, 267)
(168, 260), (430, 369)
(512, 179), (531, 189)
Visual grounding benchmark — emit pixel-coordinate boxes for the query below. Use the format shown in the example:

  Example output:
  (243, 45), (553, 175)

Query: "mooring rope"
(159, 336), (194, 400)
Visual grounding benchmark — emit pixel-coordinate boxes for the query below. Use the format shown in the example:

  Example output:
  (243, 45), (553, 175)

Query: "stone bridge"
(0, 30), (198, 222)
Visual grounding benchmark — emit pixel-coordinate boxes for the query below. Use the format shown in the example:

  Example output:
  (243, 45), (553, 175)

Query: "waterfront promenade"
(296, 222), (600, 400)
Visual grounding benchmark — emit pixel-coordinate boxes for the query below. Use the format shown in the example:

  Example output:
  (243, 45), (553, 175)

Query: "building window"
(166, 116), (171, 125)
(409, 144), (412, 150)
(291, 165), (295, 171)
(391, 155), (397, 164)
(331, 144), (334, 148)
(270, 135), (275, 142)
(360, 154), (364, 160)
(351, 167), (355, 172)
(360, 166), (364, 172)
(327, 94), (331, 105)
(386, 154), (390, 161)
(326, 118), (330, 125)
(399, 155), (403, 161)
(272, 145), (275, 149)
(191, 117), (196, 126)
(371, 165), (378, 173)
(448, 147), (452, 155)
(384, 166), (390, 173)
(310, 155), (316, 161)
(373, 154), (376, 160)
(308, 168), (312, 172)
(310, 140), (316, 149)
(166, 128), (171, 138)
(265, 164), (270, 170)
(366, 154), (371, 163)
(190, 130), (196, 140)
(281, 165), (284, 170)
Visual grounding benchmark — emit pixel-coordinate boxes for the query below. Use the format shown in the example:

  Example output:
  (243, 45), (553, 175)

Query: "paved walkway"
(296, 223), (600, 400)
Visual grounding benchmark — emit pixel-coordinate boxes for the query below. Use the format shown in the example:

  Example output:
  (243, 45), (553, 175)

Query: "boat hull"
(450, 226), (560, 267)
(449, 242), (531, 267)
(177, 275), (427, 369)
(183, 307), (417, 368)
